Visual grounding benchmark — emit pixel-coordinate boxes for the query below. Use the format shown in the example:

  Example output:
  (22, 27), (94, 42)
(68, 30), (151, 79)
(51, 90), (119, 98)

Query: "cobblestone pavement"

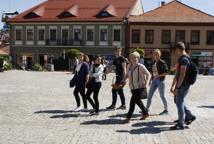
(0, 70), (214, 144)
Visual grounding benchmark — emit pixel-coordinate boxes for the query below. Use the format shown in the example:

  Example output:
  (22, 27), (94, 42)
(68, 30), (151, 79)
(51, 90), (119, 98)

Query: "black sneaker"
(170, 124), (185, 130)
(106, 105), (115, 110)
(117, 105), (126, 110)
(159, 110), (168, 115)
(185, 116), (196, 125)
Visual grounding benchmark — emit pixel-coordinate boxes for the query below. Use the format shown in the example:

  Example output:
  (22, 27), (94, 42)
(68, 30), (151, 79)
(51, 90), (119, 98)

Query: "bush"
(135, 48), (145, 58)
(67, 49), (80, 59)
(32, 63), (43, 71)
(3, 62), (13, 70)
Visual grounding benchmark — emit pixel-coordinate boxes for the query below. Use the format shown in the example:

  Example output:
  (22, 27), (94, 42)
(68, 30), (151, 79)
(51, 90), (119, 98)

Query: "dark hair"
(94, 54), (101, 59)
(114, 46), (121, 51)
(176, 42), (186, 50)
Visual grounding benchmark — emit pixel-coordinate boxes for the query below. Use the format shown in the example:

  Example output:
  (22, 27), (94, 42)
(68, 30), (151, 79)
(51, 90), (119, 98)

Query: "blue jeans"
(176, 85), (195, 127)
(146, 79), (168, 111)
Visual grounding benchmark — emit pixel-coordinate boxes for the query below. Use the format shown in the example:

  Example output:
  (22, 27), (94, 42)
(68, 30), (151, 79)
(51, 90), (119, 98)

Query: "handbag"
(131, 88), (147, 99)
(69, 73), (77, 88)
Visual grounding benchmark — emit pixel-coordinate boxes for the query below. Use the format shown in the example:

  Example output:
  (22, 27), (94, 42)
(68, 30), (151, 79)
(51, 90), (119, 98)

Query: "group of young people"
(70, 41), (196, 130)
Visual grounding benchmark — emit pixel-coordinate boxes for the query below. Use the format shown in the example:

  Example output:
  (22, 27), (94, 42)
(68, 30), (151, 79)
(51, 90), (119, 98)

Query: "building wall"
(129, 24), (214, 71)
(10, 23), (126, 67)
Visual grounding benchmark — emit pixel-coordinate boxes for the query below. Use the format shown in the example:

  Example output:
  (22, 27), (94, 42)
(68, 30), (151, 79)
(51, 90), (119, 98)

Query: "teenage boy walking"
(170, 42), (196, 130)
(105, 46), (127, 110)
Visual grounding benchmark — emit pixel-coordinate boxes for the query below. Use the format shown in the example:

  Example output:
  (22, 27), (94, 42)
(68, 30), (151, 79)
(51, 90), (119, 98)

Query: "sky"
(1, 0), (214, 29)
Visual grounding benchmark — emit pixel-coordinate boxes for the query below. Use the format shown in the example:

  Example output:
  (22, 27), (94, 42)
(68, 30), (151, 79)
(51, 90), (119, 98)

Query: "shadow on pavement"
(81, 118), (124, 125)
(34, 110), (73, 114)
(50, 113), (80, 119)
(116, 121), (174, 134)
(198, 105), (214, 109)
(109, 113), (141, 118)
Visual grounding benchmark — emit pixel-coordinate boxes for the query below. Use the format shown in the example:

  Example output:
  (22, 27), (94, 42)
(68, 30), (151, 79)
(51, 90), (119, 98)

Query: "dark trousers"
(112, 88), (125, 106)
(127, 90), (148, 119)
(73, 86), (87, 108)
(86, 82), (102, 112)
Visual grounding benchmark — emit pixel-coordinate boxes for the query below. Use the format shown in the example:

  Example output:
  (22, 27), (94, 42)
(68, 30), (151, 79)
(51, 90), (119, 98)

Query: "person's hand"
(170, 87), (174, 93)
(173, 88), (178, 96)
(149, 80), (152, 86)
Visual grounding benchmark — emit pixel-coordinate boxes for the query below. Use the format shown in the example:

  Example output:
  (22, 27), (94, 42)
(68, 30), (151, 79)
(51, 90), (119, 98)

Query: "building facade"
(9, 0), (143, 69)
(128, 1), (214, 72)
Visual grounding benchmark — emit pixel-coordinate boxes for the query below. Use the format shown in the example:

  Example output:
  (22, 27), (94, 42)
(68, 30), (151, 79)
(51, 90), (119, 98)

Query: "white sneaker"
(74, 106), (82, 112)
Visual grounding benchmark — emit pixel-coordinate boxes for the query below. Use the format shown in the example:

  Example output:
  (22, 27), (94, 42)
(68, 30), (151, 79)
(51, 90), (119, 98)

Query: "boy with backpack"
(170, 42), (197, 130)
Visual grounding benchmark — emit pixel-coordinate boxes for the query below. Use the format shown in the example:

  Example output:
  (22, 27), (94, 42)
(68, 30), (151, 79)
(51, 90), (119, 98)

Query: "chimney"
(161, 1), (165, 7)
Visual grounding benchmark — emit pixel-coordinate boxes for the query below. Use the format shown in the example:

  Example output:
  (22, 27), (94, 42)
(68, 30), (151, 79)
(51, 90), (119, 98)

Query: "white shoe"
(74, 106), (82, 112)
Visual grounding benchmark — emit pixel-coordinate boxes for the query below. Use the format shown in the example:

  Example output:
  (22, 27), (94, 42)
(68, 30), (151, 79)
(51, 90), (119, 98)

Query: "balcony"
(45, 39), (83, 46)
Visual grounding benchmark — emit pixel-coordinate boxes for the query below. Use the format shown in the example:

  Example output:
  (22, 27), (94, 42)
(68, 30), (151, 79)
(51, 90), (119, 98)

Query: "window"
(62, 29), (69, 45)
(50, 29), (57, 41)
(207, 31), (214, 45)
(26, 29), (34, 41)
(162, 30), (171, 44)
(74, 29), (81, 41)
(38, 29), (45, 41)
(99, 12), (111, 17)
(100, 29), (108, 41)
(131, 29), (140, 43)
(175, 30), (185, 43)
(86, 29), (94, 41)
(191, 31), (200, 45)
(113, 29), (121, 41)
(15, 29), (22, 41)
(145, 30), (154, 44)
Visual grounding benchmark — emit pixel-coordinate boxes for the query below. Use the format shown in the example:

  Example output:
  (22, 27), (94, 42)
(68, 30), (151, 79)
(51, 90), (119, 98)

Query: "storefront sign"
(192, 52), (213, 57)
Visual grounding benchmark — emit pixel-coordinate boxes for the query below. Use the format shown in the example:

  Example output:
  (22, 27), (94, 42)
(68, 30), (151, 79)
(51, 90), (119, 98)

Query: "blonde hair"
(153, 49), (161, 56)
(129, 51), (140, 59)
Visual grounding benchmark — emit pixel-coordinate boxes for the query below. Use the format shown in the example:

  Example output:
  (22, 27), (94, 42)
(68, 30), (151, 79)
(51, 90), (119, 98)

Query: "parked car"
(209, 67), (214, 75)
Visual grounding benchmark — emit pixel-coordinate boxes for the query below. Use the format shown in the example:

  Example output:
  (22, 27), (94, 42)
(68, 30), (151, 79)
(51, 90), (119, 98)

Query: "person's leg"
(106, 89), (117, 109)
(158, 80), (168, 113)
(93, 82), (102, 113)
(118, 88), (126, 107)
(85, 88), (95, 109)
(126, 96), (136, 120)
(73, 87), (80, 107)
(174, 86), (190, 127)
(80, 86), (87, 109)
(146, 79), (158, 111)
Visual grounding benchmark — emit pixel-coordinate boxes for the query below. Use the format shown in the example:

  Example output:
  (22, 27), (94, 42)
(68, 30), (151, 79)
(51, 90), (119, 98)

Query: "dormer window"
(24, 12), (40, 18)
(96, 4), (117, 18)
(58, 5), (78, 18)
(98, 11), (112, 17)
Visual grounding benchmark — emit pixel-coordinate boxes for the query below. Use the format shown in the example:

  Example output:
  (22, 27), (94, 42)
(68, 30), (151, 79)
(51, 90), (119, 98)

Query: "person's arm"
(122, 62), (127, 79)
(93, 66), (104, 78)
(170, 75), (177, 93)
(122, 64), (130, 85)
(141, 65), (151, 85)
(173, 65), (187, 95)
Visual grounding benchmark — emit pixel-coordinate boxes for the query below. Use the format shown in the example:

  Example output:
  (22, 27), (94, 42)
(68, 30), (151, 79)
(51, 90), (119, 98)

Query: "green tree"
(67, 49), (80, 59)
(135, 48), (145, 58)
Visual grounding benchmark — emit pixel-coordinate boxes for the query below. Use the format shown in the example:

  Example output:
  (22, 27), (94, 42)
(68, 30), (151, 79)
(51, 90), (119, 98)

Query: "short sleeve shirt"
(177, 55), (190, 86)
(113, 56), (126, 82)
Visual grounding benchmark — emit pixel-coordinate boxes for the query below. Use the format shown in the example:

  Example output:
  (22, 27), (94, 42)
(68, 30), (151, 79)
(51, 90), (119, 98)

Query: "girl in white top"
(122, 51), (151, 124)
(86, 55), (104, 115)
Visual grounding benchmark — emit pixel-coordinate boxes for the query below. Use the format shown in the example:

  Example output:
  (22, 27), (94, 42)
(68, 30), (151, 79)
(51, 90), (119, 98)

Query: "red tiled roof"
(129, 0), (214, 23)
(9, 0), (137, 23)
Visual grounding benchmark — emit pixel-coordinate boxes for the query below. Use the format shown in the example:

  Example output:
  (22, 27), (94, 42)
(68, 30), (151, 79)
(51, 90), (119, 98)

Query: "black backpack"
(185, 56), (198, 85)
